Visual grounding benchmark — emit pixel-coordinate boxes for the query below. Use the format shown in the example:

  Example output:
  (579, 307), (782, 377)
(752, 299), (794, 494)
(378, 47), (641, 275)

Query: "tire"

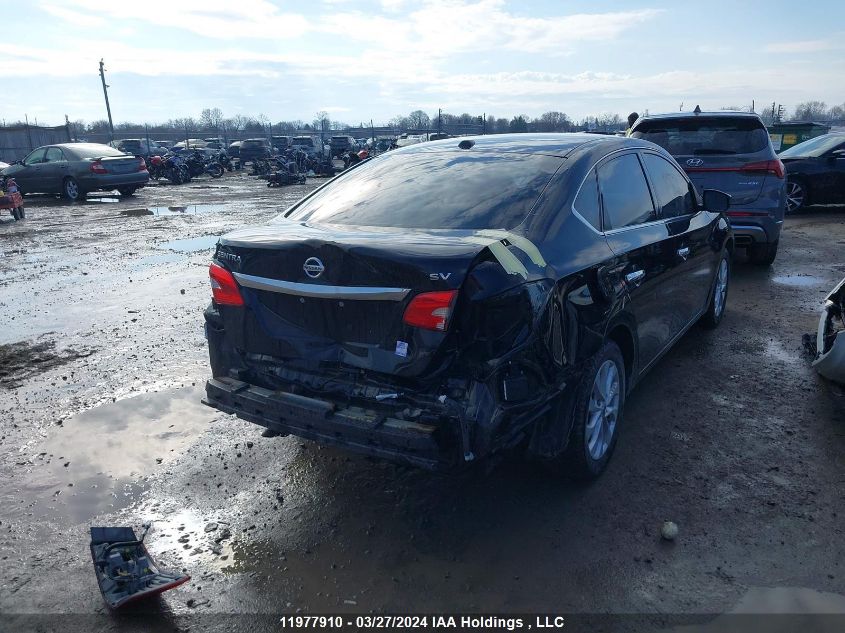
(118, 187), (137, 197)
(555, 340), (626, 480)
(11, 208), (20, 221)
(62, 177), (84, 201)
(748, 239), (779, 266)
(208, 164), (224, 178)
(19, 207), (25, 219)
(700, 252), (730, 329)
(785, 179), (806, 214)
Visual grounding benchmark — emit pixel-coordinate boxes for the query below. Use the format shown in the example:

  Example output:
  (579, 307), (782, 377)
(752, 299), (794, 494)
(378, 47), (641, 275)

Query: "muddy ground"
(0, 170), (843, 632)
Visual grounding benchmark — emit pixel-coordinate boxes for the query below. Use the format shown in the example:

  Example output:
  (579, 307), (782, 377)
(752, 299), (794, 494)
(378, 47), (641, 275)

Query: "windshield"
(292, 138), (313, 146)
(283, 150), (562, 230)
(779, 134), (845, 158)
(632, 117), (770, 155)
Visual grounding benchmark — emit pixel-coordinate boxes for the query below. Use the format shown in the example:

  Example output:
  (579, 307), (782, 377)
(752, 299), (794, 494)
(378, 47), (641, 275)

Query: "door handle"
(677, 247), (690, 259)
(625, 269), (645, 285)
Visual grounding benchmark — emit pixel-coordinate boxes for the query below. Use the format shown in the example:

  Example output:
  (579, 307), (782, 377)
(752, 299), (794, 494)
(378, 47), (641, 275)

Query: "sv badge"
(429, 273), (452, 281)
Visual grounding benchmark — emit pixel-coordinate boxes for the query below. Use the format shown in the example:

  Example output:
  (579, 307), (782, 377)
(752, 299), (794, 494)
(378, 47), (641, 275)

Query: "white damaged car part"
(813, 277), (845, 384)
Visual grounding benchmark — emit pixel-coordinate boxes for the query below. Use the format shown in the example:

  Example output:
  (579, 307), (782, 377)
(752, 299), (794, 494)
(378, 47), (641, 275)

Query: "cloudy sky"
(4, 0), (845, 126)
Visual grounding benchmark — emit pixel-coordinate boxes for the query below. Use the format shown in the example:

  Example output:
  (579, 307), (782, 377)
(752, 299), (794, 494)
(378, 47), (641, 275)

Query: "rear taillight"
(403, 290), (457, 332)
(90, 161), (107, 174)
(138, 157), (147, 171)
(740, 159), (785, 179)
(209, 263), (244, 306)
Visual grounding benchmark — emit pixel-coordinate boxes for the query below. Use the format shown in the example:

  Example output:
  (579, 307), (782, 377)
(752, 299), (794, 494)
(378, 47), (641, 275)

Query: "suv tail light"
(89, 161), (107, 174)
(740, 159), (785, 179)
(403, 290), (457, 332)
(209, 263), (244, 306)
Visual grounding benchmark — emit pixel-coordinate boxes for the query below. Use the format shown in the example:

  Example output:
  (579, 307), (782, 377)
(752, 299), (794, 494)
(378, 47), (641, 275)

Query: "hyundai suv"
(631, 111), (785, 265)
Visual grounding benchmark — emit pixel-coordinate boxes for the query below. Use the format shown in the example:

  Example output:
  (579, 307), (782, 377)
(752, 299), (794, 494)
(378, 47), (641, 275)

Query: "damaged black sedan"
(203, 134), (733, 478)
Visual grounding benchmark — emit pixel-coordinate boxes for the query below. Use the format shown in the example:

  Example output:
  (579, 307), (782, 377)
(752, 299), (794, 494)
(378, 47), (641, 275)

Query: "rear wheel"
(208, 163), (224, 178)
(118, 187), (137, 197)
(748, 239), (779, 266)
(62, 177), (84, 201)
(785, 179), (806, 214)
(555, 340), (626, 480)
(700, 253), (730, 329)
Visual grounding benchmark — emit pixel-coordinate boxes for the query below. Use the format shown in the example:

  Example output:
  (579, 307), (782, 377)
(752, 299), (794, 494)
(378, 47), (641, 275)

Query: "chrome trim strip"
(233, 272), (411, 301)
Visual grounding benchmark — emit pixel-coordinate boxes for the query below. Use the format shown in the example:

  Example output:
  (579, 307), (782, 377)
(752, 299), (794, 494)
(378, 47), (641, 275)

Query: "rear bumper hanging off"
(203, 377), (454, 470)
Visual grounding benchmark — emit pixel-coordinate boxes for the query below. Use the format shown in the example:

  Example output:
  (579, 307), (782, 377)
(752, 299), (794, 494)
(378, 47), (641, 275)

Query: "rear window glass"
(641, 153), (694, 218)
(284, 151), (562, 230)
(631, 117), (769, 155)
(779, 134), (845, 158)
(66, 144), (128, 159)
(241, 140), (266, 147)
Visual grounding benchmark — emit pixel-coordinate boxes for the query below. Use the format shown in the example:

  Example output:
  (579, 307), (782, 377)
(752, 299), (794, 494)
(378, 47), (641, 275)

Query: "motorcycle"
(161, 153), (191, 185)
(185, 150), (223, 179)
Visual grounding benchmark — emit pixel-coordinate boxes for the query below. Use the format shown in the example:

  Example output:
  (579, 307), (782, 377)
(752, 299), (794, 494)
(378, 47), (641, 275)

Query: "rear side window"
(285, 150), (562, 230)
(598, 154), (656, 230)
(632, 117), (770, 155)
(642, 153), (694, 218)
(573, 169), (601, 231)
(44, 147), (65, 162)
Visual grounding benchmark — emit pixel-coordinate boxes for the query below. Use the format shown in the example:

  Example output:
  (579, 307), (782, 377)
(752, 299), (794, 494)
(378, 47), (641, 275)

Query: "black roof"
(397, 132), (650, 157)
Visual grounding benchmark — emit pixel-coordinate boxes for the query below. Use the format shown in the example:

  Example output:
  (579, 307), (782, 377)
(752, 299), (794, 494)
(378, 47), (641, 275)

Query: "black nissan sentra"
(203, 134), (732, 478)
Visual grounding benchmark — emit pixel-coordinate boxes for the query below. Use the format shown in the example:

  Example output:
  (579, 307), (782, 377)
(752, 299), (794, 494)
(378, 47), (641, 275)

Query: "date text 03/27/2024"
(277, 615), (567, 629)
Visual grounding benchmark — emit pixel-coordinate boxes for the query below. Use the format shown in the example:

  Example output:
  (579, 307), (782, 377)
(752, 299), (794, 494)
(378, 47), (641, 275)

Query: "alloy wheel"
(786, 181), (804, 213)
(586, 360), (620, 460)
(65, 179), (79, 199)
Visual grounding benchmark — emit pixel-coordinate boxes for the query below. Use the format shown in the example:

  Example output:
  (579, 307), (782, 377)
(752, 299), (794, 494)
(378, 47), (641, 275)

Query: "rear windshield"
(292, 138), (314, 146)
(632, 117), (770, 155)
(283, 150), (562, 230)
(241, 140), (266, 147)
(66, 144), (128, 159)
(779, 134), (845, 158)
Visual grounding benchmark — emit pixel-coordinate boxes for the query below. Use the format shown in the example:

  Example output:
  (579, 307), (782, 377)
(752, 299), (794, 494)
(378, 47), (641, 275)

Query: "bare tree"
(407, 110), (430, 130)
(536, 111), (572, 132)
(200, 108), (224, 132)
(792, 101), (829, 121)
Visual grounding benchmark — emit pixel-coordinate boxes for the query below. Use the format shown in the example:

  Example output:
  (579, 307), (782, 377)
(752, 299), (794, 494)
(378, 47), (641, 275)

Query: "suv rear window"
(632, 117), (769, 155)
(284, 151), (562, 230)
(241, 140), (266, 147)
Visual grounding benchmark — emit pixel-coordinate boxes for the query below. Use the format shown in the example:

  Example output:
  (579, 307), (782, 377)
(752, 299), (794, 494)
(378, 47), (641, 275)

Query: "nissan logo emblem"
(303, 257), (325, 279)
(686, 158), (704, 167)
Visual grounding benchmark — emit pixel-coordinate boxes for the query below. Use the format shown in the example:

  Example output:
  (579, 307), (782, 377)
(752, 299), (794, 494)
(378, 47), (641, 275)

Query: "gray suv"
(631, 111), (786, 265)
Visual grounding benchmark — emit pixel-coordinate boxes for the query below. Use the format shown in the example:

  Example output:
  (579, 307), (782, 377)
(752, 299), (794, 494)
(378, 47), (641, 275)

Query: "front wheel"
(556, 340), (626, 480)
(748, 239), (779, 266)
(62, 177), (85, 201)
(208, 164), (224, 178)
(785, 179), (806, 214)
(700, 253), (730, 329)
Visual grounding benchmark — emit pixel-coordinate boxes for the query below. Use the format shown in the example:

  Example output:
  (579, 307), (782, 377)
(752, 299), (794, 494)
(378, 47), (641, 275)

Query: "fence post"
(24, 114), (34, 151)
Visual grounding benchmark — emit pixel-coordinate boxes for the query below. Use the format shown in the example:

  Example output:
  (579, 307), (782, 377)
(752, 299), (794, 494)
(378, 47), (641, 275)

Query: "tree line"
(10, 100), (845, 140)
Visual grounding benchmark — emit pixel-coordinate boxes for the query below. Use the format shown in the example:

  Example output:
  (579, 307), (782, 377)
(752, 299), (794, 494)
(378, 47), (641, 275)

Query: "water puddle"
(673, 587), (845, 632)
(5, 387), (211, 525)
(772, 274), (825, 288)
(120, 204), (229, 217)
(159, 235), (219, 252)
(85, 196), (121, 204)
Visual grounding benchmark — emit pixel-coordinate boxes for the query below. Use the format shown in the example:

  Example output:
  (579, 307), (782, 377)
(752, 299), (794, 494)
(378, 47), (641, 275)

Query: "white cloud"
(764, 39), (840, 53)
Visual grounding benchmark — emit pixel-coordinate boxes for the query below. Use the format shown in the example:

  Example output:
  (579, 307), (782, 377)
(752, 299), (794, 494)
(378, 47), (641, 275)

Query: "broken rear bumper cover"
(203, 376), (450, 470)
(812, 277), (845, 384)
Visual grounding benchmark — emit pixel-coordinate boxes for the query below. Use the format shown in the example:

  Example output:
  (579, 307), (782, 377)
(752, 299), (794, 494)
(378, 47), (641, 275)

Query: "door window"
(573, 169), (601, 231)
(598, 153), (656, 230)
(642, 153), (694, 218)
(23, 148), (47, 165)
(44, 147), (66, 163)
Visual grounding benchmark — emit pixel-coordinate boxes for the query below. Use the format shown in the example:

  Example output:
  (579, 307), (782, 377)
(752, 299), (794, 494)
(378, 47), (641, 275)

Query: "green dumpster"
(767, 121), (830, 152)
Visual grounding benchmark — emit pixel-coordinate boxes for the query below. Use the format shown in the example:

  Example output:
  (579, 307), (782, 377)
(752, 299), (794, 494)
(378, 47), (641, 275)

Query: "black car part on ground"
(203, 134), (732, 473)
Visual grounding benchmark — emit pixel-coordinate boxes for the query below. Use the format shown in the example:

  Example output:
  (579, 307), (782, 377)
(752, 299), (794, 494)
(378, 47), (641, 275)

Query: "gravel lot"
(1, 171), (843, 631)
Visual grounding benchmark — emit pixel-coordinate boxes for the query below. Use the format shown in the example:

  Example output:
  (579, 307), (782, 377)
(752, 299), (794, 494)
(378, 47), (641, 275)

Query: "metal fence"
(0, 124), (72, 163)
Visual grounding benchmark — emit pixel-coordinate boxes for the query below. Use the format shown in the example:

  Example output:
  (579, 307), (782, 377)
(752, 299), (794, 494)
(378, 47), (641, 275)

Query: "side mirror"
(703, 189), (731, 212)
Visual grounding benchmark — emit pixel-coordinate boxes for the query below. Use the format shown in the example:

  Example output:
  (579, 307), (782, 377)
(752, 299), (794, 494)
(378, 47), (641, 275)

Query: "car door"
(640, 151), (717, 331)
(598, 151), (676, 370)
(40, 147), (70, 194)
(12, 148), (48, 192)
(824, 141), (845, 202)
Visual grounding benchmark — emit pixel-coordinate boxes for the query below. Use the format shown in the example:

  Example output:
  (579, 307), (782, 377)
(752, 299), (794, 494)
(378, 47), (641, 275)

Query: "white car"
(811, 277), (845, 383)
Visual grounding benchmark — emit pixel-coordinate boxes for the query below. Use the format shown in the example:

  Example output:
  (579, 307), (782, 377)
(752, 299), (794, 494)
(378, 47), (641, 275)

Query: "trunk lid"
(677, 154), (769, 205)
(99, 155), (142, 175)
(215, 220), (516, 377)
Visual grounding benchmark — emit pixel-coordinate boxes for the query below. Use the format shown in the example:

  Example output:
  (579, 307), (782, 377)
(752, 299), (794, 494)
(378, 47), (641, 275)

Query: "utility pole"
(99, 59), (115, 141)
(438, 108), (442, 135)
